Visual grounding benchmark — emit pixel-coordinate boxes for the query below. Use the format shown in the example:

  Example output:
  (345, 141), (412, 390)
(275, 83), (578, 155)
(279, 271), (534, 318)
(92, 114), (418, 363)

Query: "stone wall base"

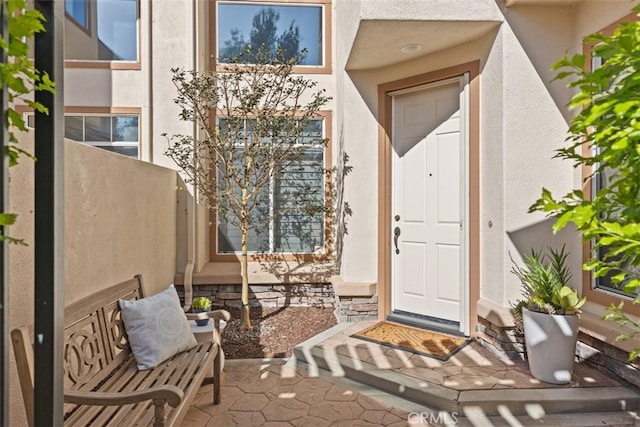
(334, 295), (378, 322)
(176, 283), (335, 309)
(577, 331), (640, 390)
(476, 316), (525, 361)
(478, 314), (640, 390)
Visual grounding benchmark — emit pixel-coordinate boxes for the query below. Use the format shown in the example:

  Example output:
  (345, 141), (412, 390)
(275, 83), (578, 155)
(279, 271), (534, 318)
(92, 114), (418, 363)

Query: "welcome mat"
(351, 321), (469, 361)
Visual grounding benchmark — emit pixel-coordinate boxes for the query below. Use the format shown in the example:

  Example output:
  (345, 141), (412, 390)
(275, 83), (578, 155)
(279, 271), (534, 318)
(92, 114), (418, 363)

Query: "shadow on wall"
(256, 125), (353, 280)
(507, 217), (582, 284)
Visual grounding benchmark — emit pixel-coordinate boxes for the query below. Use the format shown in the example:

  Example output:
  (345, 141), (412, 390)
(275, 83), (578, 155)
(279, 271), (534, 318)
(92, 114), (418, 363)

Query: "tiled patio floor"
(186, 322), (640, 426)
(183, 359), (436, 426)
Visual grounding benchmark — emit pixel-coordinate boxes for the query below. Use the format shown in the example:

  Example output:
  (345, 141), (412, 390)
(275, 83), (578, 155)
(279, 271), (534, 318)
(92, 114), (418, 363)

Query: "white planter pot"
(522, 308), (580, 384)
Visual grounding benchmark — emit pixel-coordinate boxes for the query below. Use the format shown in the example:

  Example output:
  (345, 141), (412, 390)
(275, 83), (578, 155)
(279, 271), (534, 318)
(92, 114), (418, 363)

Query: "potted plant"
(191, 296), (213, 326)
(511, 246), (586, 384)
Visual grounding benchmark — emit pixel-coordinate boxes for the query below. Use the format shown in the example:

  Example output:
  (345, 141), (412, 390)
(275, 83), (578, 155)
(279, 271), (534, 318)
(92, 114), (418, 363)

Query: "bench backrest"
(11, 275), (144, 425)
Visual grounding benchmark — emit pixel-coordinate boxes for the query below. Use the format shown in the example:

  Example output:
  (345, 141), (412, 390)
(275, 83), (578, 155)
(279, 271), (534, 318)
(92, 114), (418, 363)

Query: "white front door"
(391, 76), (468, 332)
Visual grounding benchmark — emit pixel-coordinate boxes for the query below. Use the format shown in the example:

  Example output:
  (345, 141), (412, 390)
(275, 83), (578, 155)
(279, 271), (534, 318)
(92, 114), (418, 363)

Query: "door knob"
(393, 226), (401, 254)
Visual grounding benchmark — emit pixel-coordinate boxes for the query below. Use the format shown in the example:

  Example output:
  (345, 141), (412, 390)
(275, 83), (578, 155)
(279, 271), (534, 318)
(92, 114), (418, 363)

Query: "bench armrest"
(64, 385), (184, 408)
(185, 309), (231, 323)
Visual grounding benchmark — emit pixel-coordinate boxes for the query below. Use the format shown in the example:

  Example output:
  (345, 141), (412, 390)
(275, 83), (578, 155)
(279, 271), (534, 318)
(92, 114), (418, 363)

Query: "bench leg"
(213, 345), (221, 404)
(152, 398), (167, 427)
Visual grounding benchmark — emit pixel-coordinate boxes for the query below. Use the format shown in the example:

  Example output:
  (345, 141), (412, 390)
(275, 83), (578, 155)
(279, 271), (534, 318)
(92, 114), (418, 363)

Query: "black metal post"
(34, 1), (64, 425)
(0, 1), (9, 426)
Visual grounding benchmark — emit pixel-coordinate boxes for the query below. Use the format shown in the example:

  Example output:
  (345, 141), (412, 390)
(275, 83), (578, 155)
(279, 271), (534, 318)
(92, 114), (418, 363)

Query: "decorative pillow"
(119, 285), (197, 370)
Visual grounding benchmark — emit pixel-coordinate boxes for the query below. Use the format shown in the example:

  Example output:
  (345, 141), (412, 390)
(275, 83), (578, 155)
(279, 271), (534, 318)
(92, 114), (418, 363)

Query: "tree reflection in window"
(217, 2), (323, 66)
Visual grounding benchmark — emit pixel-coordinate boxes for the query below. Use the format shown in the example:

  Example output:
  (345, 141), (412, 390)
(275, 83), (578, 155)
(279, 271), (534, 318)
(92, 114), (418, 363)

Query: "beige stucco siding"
(8, 132), (178, 426)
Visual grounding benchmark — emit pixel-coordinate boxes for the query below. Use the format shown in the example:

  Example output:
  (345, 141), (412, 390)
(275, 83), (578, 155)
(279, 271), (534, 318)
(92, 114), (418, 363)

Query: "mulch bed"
(221, 306), (337, 359)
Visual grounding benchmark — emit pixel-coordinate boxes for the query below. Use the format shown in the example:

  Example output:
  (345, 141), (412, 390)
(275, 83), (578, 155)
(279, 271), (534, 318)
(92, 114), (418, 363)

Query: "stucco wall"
(8, 132), (178, 426)
(334, 0), (637, 310)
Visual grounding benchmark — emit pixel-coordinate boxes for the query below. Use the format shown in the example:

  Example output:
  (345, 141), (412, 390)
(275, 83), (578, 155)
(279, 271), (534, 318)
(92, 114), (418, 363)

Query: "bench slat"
(92, 351), (195, 426)
(136, 343), (216, 427)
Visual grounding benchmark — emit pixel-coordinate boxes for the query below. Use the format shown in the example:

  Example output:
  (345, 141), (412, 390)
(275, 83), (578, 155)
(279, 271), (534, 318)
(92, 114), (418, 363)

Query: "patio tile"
(207, 411), (266, 426)
(324, 383), (358, 401)
(237, 369), (280, 393)
(290, 416), (331, 427)
(262, 398), (310, 421)
(191, 322), (640, 425)
(229, 393), (269, 411)
(308, 401), (365, 422)
(180, 407), (211, 426)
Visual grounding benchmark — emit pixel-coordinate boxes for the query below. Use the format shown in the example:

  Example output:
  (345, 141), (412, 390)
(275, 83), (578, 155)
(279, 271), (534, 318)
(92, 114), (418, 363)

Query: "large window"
(215, 1), (329, 71)
(216, 118), (326, 254)
(584, 13), (640, 310)
(65, 0), (139, 62)
(27, 114), (140, 159)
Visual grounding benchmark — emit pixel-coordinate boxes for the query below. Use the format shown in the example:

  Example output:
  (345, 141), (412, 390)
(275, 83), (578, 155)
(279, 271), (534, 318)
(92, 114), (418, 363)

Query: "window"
(65, 0), (139, 62)
(27, 114), (140, 159)
(65, 0), (88, 29)
(215, 1), (328, 70)
(216, 118), (326, 254)
(583, 12), (640, 311)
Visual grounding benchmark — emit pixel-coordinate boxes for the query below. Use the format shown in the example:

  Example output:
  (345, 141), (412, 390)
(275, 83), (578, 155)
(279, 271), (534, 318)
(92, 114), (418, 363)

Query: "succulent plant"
(192, 296), (213, 310)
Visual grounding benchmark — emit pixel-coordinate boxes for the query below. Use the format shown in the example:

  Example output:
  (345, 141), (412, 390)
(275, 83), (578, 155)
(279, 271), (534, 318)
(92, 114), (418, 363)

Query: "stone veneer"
(334, 295), (378, 322)
(475, 316), (525, 361)
(478, 313), (640, 390)
(175, 279), (380, 323)
(576, 331), (640, 390)
(175, 283), (335, 309)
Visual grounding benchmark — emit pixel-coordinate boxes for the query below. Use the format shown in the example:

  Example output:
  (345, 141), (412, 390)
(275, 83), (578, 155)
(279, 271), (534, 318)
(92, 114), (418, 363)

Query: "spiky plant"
(510, 245), (585, 331)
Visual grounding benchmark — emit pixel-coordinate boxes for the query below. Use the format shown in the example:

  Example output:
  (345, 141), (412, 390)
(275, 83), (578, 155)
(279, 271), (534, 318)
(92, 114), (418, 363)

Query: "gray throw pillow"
(119, 285), (197, 370)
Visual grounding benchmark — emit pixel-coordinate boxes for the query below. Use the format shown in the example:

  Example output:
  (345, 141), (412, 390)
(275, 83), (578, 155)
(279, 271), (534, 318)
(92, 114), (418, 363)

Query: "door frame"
(377, 61), (480, 337)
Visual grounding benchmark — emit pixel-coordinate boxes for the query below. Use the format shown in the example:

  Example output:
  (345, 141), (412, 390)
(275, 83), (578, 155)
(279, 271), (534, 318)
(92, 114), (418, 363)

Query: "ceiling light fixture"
(401, 44), (422, 54)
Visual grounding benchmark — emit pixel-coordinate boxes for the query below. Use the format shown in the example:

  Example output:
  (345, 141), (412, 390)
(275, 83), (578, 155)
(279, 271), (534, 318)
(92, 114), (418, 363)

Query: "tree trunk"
(240, 189), (252, 330)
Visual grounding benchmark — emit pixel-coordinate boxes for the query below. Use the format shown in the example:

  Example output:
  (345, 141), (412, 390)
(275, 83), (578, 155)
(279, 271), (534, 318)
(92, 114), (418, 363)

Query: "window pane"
(85, 116), (111, 142)
(112, 116), (139, 142)
(216, 118), (325, 254)
(216, 144), (271, 253)
(217, 2), (323, 66)
(274, 148), (324, 252)
(65, 0), (138, 62)
(64, 116), (84, 141)
(65, 0), (87, 28)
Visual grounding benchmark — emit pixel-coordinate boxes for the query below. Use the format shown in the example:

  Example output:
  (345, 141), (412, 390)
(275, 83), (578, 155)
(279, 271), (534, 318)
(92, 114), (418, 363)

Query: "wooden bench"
(11, 275), (231, 426)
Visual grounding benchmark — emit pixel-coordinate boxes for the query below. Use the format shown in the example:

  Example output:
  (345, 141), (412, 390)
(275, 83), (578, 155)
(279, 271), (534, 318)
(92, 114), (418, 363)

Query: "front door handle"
(393, 226), (401, 254)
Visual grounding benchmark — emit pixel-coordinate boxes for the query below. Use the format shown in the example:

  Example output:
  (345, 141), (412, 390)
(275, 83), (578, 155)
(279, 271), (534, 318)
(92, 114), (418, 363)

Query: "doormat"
(351, 321), (469, 361)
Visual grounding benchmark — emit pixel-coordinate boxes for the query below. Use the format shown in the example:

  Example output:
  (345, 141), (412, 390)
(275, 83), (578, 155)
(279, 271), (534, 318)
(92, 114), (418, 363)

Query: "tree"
(219, 7), (305, 64)
(530, 6), (640, 359)
(0, 0), (55, 243)
(165, 49), (330, 330)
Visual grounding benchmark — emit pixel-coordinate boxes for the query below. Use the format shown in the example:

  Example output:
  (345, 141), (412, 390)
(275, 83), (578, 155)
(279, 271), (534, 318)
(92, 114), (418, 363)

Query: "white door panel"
(392, 78), (467, 326)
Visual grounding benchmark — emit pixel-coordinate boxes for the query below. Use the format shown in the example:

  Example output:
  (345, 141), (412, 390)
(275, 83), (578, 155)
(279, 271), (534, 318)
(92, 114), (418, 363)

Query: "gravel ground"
(221, 306), (337, 359)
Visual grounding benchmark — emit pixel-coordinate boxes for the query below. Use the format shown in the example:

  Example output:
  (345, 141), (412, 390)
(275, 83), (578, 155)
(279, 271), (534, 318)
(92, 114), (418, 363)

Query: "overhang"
(346, 20), (501, 70)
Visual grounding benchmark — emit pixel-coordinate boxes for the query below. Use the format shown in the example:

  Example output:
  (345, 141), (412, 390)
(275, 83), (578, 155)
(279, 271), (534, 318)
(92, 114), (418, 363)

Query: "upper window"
(216, 1), (328, 70)
(65, 0), (139, 63)
(27, 113), (140, 159)
(65, 0), (88, 29)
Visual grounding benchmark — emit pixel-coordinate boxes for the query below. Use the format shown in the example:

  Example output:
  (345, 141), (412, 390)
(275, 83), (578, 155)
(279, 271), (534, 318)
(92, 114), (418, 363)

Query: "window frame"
(210, 0), (332, 75)
(582, 12), (640, 316)
(210, 110), (333, 262)
(64, 0), (142, 70)
(21, 106), (142, 160)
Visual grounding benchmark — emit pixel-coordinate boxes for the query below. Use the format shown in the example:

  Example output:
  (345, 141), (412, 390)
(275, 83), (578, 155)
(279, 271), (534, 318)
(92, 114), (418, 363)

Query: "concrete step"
(293, 342), (640, 418)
